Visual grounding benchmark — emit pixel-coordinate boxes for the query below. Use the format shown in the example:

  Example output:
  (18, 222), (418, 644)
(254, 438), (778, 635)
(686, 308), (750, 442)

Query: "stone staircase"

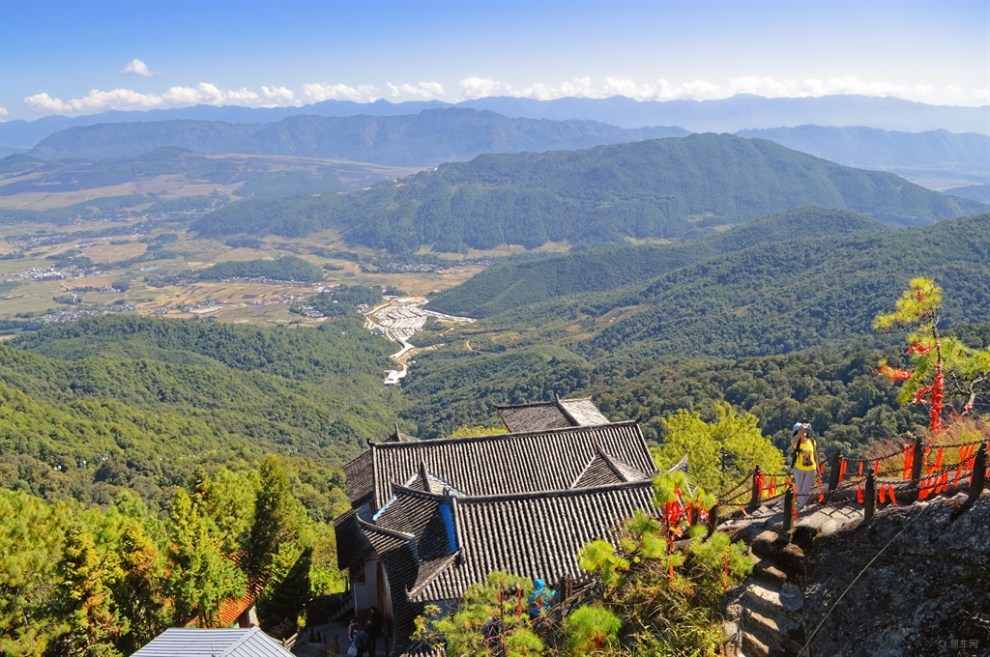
(722, 505), (866, 657)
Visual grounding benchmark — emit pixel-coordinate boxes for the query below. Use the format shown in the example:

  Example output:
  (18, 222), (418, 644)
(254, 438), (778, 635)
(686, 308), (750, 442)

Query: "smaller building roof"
(130, 628), (293, 657)
(496, 397), (610, 433)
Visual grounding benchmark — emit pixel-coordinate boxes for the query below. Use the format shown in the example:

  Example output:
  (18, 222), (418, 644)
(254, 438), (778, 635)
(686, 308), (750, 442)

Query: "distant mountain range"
(26, 110), (686, 165)
(2, 94), (987, 152)
(190, 133), (983, 252)
(7, 106), (987, 194)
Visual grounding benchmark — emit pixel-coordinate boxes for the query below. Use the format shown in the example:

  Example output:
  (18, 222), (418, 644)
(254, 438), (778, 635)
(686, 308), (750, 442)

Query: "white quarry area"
(366, 297), (474, 384)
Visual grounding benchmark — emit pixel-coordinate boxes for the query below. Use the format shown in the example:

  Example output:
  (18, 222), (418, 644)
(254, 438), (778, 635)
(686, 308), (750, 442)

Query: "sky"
(1, 0), (988, 123)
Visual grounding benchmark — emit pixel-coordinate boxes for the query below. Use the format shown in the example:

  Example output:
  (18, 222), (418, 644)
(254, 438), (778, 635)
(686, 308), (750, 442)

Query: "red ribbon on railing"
(888, 484), (898, 506)
(756, 471), (765, 500)
(879, 485), (887, 504)
(856, 483), (864, 504)
(934, 447), (944, 471)
(874, 461), (880, 477)
(903, 444), (914, 480)
(839, 458), (848, 482)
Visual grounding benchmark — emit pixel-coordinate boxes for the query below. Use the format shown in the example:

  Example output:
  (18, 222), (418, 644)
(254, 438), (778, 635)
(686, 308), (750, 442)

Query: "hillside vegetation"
(1, 315), (400, 511)
(400, 214), (990, 453)
(192, 134), (981, 253)
(427, 207), (889, 317)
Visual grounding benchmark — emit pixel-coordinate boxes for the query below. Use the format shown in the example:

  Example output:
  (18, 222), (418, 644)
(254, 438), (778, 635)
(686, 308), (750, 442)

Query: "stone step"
(749, 551), (789, 586)
(742, 581), (804, 615)
(741, 607), (803, 644)
(774, 542), (808, 576)
(740, 628), (786, 657)
(749, 529), (784, 561)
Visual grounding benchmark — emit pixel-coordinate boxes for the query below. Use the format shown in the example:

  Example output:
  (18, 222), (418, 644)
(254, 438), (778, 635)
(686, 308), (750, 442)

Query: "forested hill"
(398, 215), (990, 448)
(0, 315), (401, 510)
(191, 134), (982, 252)
(441, 213), (990, 362)
(28, 109), (685, 163)
(427, 208), (889, 318)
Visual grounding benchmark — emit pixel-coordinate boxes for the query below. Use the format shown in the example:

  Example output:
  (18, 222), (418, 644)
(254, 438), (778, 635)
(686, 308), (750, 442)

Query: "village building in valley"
(334, 397), (668, 656)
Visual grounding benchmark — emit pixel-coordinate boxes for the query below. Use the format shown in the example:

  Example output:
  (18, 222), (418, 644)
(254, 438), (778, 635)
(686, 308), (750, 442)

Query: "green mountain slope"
(581, 213), (990, 359)
(398, 214), (990, 443)
(192, 134), (981, 252)
(0, 315), (401, 507)
(427, 207), (889, 318)
(448, 213), (989, 360)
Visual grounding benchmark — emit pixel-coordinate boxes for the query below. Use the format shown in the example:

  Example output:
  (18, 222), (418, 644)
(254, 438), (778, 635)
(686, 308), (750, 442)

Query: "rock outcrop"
(724, 491), (989, 657)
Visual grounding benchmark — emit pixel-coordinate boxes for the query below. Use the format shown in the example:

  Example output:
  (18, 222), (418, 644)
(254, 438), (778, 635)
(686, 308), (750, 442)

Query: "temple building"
(334, 398), (666, 656)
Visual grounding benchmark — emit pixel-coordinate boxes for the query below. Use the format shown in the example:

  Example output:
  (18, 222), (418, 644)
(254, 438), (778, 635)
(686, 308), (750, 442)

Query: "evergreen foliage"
(0, 315), (397, 510)
(652, 403), (786, 492)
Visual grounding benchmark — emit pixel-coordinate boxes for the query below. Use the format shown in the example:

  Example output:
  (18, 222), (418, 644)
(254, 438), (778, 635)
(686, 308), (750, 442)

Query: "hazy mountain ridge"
(25, 109), (686, 164)
(3, 94), (987, 151)
(737, 125), (990, 189)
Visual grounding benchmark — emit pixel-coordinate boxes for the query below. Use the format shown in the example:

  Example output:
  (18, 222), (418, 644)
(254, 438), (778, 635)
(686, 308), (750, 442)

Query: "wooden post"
(783, 483), (795, 532)
(968, 444), (987, 504)
(707, 503), (718, 537)
(910, 435), (925, 482)
(748, 466), (763, 511)
(827, 452), (843, 492)
(864, 470), (876, 522)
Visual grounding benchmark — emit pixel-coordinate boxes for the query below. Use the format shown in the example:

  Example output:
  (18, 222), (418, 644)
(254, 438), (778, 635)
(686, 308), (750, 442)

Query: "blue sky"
(1, 0), (988, 122)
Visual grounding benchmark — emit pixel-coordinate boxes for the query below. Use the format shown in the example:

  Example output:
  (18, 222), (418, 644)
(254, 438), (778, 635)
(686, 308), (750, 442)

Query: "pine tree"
(653, 401), (785, 492)
(112, 520), (168, 654)
(47, 524), (123, 657)
(165, 489), (246, 627)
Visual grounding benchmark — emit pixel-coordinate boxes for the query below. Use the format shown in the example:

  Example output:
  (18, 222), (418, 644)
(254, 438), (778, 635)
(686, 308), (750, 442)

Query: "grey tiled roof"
(496, 397), (610, 433)
(558, 398), (611, 426)
(358, 521), (425, 657)
(343, 449), (374, 505)
(366, 421), (653, 511)
(382, 426), (420, 443)
(334, 507), (373, 569)
(406, 481), (657, 603)
(131, 628), (293, 657)
(496, 403), (572, 432)
(571, 449), (645, 488)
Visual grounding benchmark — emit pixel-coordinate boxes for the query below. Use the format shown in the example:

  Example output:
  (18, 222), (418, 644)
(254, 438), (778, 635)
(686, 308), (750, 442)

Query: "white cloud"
(167, 82), (259, 106)
(23, 82), (302, 116)
(452, 75), (989, 107)
(24, 88), (163, 113)
(121, 58), (154, 77)
(0, 106), (8, 120)
(302, 82), (377, 103)
(17, 75), (988, 120)
(386, 81), (445, 99)
(459, 77), (515, 99)
(262, 85), (296, 105)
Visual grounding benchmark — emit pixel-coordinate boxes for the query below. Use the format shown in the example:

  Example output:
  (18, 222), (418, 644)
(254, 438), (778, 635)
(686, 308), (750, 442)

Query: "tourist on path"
(791, 422), (818, 511)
